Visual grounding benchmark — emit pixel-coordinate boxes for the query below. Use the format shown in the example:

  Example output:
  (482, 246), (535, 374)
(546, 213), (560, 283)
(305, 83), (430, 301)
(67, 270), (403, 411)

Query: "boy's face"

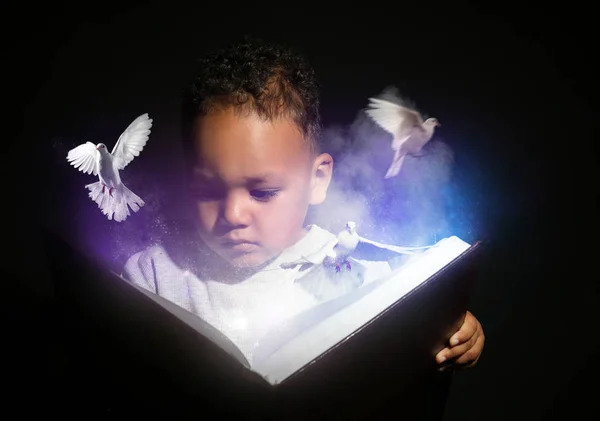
(189, 108), (333, 268)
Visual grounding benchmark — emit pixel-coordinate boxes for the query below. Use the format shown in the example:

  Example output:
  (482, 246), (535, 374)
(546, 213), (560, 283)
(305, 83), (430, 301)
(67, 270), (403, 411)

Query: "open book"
(43, 229), (482, 389)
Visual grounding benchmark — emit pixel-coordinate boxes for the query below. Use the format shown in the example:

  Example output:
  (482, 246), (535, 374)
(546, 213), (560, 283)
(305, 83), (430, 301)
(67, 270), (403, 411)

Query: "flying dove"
(365, 90), (440, 179)
(66, 113), (152, 222)
(281, 221), (434, 272)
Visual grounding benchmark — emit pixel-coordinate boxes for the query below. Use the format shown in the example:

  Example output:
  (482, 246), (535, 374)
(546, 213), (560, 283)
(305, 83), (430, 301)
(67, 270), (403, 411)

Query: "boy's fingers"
(455, 334), (485, 366)
(436, 349), (450, 364)
(436, 330), (478, 363)
(449, 312), (479, 346)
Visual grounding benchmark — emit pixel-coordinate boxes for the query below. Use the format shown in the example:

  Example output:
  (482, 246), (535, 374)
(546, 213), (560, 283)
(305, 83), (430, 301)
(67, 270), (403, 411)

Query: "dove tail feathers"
(85, 182), (145, 222)
(384, 152), (406, 179)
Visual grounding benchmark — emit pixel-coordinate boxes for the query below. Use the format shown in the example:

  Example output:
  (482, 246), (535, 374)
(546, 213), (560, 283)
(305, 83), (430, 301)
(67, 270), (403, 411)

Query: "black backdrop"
(8, 2), (596, 419)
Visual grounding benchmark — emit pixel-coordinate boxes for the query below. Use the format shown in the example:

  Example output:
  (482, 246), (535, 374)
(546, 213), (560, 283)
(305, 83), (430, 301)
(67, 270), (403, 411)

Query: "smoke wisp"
(308, 87), (457, 246)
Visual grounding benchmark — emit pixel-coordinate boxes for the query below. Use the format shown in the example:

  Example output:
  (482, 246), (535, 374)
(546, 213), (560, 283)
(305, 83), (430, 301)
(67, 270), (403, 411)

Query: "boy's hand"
(436, 311), (484, 370)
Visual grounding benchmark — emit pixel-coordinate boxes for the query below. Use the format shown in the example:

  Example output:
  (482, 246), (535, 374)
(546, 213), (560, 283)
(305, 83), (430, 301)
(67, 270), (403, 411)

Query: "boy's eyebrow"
(244, 171), (283, 183)
(192, 168), (283, 183)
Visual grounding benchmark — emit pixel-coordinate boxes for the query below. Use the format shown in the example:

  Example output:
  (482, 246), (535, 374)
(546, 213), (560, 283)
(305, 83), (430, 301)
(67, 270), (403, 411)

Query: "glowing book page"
(251, 236), (471, 385)
(250, 261), (387, 367)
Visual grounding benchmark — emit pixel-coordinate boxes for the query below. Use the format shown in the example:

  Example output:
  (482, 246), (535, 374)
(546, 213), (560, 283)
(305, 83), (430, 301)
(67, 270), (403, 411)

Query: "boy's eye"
(250, 189), (280, 202)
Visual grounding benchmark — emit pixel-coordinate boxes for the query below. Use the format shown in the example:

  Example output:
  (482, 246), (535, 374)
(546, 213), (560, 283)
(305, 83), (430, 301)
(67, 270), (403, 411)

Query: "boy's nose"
(220, 192), (252, 227)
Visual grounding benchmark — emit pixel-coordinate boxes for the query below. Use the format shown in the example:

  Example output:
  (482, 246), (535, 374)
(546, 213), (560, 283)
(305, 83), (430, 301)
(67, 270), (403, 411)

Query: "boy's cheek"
(262, 202), (309, 245)
(194, 202), (219, 232)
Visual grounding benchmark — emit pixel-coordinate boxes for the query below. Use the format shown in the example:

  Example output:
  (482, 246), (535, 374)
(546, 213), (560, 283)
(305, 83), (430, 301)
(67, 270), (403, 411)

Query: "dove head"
(424, 118), (441, 128)
(345, 221), (357, 233)
(96, 143), (108, 153)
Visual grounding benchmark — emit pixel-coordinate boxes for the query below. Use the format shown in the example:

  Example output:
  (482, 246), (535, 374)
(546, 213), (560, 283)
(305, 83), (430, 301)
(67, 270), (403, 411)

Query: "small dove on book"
(280, 221), (434, 272)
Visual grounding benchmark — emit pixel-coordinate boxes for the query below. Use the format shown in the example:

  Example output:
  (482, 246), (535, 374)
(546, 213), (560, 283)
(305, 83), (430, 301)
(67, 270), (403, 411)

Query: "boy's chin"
(219, 250), (275, 270)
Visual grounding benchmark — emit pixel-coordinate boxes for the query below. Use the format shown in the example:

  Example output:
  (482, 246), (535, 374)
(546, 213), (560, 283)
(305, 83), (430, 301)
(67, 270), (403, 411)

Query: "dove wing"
(111, 113), (153, 171)
(366, 98), (425, 145)
(350, 236), (435, 261)
(66, 141), (99, 176)
(304, 238), (339, 264)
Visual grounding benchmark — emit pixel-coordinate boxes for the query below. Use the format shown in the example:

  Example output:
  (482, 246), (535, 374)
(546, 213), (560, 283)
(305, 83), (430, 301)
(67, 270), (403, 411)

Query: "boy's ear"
(309, 153), (334, 205)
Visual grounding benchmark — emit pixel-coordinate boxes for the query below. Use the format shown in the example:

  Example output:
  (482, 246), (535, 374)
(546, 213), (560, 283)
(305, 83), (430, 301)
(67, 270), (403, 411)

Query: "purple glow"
(47, 101), (479, 274)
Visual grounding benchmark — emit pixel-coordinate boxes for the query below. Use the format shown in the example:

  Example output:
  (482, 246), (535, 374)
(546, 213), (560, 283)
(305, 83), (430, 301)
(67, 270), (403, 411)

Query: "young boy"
(123, 37), (484, 369)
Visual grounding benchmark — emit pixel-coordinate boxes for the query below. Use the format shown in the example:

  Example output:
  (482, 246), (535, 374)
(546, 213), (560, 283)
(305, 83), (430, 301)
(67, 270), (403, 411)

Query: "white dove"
(281, 221), (434, 272)
(66, 113), (152, 222)
(365, 91), (440, 179)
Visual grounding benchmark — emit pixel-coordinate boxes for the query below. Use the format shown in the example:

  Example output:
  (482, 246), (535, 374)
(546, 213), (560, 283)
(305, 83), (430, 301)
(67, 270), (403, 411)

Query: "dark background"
(8, 2), (597, 419)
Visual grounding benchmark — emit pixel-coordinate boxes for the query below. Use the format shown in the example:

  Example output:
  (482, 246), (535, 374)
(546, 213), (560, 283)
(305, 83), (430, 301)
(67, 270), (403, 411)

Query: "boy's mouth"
(220, 238), (259, 253)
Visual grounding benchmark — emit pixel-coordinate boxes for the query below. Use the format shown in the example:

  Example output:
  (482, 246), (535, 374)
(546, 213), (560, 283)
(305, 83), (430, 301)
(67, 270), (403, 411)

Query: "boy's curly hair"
(182, 36), (322, 156)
